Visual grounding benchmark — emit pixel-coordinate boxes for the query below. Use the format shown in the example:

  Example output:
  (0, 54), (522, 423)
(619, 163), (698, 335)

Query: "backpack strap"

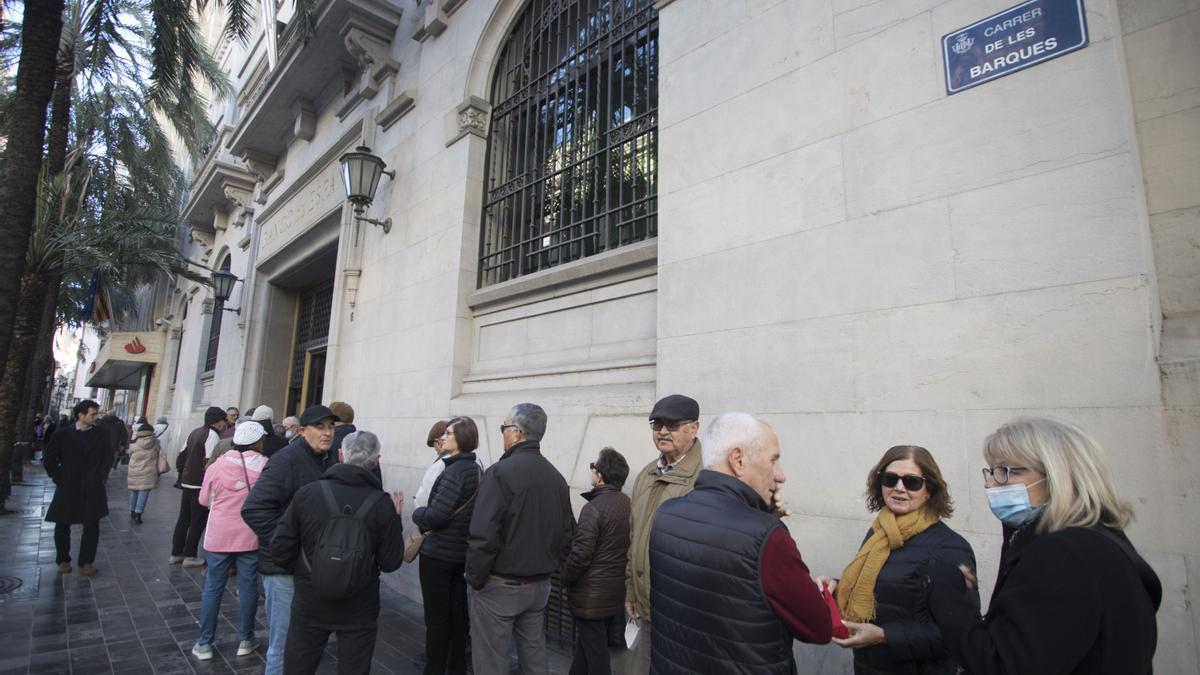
(356, 491), (386, 520)
(318, 480), (386, 518)
(319, 480), (342, 515)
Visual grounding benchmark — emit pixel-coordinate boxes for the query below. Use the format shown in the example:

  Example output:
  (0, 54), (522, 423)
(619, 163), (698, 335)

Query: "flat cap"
(299, 404), (340, 427)
(649, 394), (699, 422)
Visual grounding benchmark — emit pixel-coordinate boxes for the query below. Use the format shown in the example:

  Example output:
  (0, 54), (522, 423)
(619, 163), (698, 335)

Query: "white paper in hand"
(625, 618), (640, 650)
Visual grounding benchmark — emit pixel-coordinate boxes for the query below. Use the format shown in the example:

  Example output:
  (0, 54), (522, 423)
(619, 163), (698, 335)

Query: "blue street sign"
(942, 0), (1089, 95)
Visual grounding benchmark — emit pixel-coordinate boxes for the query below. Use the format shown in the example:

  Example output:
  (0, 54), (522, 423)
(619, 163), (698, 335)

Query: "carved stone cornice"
(182, 154), (257, 233)
(412, 0), (468, 41)
(337, 20), (401, 119)
(377, 88), (416, 130)
(228, 0), (403, 159)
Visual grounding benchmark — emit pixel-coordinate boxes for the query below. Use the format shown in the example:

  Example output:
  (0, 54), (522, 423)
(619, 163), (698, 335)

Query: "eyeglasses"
(649, 420), (693, 432)
(499, 424), (517, 433)
(589, 462), (597, 471)
(982, 465), (1029, 485)
(879, 471), (926, 491)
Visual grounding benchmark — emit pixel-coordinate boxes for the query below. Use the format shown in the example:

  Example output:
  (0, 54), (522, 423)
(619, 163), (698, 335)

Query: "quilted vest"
(649, 470), (795, 675)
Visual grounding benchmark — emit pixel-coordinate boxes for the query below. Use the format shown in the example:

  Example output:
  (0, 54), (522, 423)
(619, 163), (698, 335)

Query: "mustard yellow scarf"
(835, 507), (939, 623)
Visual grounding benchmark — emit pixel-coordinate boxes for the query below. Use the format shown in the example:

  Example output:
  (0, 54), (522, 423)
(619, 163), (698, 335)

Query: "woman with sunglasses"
(927, 417), (1161, 675)
(817, 445), (977, 674)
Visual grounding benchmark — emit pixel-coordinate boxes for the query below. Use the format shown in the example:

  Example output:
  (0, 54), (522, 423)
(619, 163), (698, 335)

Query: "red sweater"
(761, 527), (835, 643)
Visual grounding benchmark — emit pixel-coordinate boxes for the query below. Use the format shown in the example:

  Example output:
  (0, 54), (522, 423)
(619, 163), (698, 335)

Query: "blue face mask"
(986, 479), (1045, 527)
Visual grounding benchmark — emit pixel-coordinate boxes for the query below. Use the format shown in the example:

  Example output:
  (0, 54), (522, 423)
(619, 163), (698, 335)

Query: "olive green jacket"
(624, 440), (702, 619)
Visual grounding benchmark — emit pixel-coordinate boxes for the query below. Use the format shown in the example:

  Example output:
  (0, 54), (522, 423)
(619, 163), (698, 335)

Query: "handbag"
(156, 449), (170, 475)
(404, 463), (482, 563)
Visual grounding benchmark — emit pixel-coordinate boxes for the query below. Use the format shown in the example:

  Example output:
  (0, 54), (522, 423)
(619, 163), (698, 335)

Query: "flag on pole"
(83, 270), (112, 325)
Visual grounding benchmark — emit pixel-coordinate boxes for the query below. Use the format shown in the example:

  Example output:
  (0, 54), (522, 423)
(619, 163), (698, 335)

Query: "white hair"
(341, 430), (381, 468)
(701, 413), (767, 469)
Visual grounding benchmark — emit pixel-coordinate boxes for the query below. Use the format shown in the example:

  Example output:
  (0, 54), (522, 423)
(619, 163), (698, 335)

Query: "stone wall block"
(1137, 106), (1200, 215)
(1124, 9), (1200, 122)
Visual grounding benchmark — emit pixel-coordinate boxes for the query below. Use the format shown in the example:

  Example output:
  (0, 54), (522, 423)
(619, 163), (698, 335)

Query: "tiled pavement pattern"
(0, 462), (573, 674)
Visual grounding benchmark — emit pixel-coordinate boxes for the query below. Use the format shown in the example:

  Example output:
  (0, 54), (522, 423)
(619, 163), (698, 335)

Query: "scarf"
(836, 507), (939, 623)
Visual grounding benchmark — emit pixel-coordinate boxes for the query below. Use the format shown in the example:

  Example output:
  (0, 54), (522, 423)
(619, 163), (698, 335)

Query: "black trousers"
(283, 614), (377, 675)
(54, 521), (99, 565)
(570, 616), (615, 675)
(170, 487), (208, 557)
(419, 555), (469, 675)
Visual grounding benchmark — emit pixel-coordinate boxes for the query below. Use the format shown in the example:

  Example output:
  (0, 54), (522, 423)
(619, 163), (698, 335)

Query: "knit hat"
(204, 406), (226, 426)
(252, 405), (274, 422)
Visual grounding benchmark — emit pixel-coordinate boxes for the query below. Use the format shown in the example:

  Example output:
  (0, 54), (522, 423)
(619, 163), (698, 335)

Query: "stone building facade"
(157, 0), (1199, 670)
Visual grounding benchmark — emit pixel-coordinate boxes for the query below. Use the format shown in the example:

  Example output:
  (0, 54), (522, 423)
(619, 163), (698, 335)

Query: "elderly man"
(171, 406), (228, 567)
(466, 403), (575, 675)
(282, 416), (300, 440)
(624, 394), (703, 673)
(43, 399), (113, 575)
(649, 413), (832, 674)
(242, 404), (339, 675)
(272, 430), (404, 674)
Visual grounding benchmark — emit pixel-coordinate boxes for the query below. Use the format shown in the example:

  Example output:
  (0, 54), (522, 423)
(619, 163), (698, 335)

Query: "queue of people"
(42, 391), (1161, 675)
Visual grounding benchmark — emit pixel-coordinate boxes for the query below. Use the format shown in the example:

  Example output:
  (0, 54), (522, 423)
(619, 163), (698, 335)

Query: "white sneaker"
(236, 638), (260, 656)
(192, 643), (213, 661)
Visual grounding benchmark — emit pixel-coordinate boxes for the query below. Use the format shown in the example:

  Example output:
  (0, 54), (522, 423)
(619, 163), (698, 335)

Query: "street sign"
(942, 0), (1089, 95)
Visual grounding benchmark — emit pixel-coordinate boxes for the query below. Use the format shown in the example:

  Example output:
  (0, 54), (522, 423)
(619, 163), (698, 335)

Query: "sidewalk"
(0, 462), (572, 674)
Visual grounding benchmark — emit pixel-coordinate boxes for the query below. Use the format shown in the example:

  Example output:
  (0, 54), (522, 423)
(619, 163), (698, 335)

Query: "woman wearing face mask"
(816, 445), (977, 674)
(929, 417), (1161, 675)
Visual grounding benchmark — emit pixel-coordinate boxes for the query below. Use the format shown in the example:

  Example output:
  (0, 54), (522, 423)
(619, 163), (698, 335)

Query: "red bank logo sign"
(124, 337), (147, 354)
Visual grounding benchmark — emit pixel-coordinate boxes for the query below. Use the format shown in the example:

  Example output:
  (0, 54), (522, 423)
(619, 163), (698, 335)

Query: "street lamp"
(211, 269), (241, 315)
(339, 145), (395, 234)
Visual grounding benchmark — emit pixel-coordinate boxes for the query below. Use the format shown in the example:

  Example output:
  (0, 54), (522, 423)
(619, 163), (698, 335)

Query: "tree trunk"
(13, 276), (61, 452)
(0, 272), (54, 503)
(45, 38), (74, 178)
(0, 0), (65, 377)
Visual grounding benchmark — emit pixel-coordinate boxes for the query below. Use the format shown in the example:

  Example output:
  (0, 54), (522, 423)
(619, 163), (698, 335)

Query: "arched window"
(204, 257), (230, 372)
(478, 0), (659, 287)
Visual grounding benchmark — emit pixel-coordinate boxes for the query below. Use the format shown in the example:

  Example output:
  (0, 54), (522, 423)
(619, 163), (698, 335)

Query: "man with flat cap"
(242, 404), (339, 675)
(624, 394), (703, 675)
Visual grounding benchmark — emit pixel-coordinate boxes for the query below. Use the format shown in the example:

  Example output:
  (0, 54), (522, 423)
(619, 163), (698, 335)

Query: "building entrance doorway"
(286, 281), (334, 415)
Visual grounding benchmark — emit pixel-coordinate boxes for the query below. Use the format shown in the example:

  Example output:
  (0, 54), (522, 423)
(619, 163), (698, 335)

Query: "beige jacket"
(624, 440), (702, 619)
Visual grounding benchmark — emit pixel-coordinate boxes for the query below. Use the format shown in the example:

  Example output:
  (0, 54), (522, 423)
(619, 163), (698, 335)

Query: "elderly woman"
(411, 416), (482, 675)
(818, 445), (977, 674)
(564, 447), (631, 675)
(928, 417), (1161, 674)
(192, 421), (269, 661)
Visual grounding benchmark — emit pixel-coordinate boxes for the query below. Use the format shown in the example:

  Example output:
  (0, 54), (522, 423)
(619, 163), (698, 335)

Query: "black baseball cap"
(649, 394), (699, 422)
(298, 404), (340, 427)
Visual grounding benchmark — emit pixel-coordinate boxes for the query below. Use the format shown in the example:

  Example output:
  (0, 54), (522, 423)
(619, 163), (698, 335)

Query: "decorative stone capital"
(170, 328), (182, 340)
(448, 95), (491, 146)
(239, 149), (279, 182)
(201, 298), (215, 315)
(291, 99), (316, 142)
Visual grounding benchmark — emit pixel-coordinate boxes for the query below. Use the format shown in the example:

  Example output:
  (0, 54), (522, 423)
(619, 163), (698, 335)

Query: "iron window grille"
(478, 0), (659, 287)
(204, 258), (230, 373)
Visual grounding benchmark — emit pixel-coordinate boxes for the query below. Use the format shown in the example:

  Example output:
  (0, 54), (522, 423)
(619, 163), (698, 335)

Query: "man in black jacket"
(43, 399), (112, 575)
(170, 406), (227, 567)
(272, 430), (404, 674)
(466, 402), (574, 675)
(242, 404), (338, 675)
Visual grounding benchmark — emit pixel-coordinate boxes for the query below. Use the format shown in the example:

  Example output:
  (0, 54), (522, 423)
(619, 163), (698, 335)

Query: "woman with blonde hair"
(930, 416), (1161, 674)
(818, 445), (977, 674)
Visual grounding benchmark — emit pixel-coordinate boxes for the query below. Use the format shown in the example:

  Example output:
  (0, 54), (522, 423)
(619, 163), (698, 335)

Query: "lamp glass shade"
(211, 269), (238, 303)
(339, 146), (386, 212)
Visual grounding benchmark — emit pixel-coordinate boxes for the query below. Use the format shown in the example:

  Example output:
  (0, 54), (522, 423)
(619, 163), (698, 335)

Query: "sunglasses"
(649, 419), (693, 432)
(879, 471), (926, 491)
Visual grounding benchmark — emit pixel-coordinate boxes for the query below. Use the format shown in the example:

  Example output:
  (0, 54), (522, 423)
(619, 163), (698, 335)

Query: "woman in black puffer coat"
(411, 416), (481, 675)
(818, 445), (977, 675)
(563, 447), (631, 675)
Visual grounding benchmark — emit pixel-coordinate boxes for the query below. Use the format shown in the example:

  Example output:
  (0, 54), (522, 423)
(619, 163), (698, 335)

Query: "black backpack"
(302, 481), (386, 602)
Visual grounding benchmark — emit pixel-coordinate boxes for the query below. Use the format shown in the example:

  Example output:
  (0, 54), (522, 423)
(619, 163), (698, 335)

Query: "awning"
(85, 331), (164, 390)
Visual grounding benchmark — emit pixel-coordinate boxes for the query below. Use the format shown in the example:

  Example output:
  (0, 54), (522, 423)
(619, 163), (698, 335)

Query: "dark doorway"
(285, 281), (334, 416)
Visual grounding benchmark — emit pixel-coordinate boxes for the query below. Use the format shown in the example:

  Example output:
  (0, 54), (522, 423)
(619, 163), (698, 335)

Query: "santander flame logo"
(124, 337), (147, 354)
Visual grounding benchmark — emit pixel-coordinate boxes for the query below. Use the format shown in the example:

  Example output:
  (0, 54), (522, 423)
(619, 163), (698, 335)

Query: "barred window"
(478, 0), (658, 287)
(204, 257), (229, 373)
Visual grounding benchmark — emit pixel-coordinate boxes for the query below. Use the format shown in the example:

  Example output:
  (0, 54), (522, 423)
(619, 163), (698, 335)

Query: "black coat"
(241, 437), (333, 575)
(465, 440), (575, 589)
(43, 425), (113, 523)
(564, 484), (631, 620)
(851, 521), (977, 675)
(257, 420), (287, 457)
(412, 451), (481, 564)
(271, 463), (404, 627)
(930, 521), (1161, 675)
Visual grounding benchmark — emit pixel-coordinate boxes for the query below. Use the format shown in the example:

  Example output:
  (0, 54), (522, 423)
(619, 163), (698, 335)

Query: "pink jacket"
(199, 450), (267, 553)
